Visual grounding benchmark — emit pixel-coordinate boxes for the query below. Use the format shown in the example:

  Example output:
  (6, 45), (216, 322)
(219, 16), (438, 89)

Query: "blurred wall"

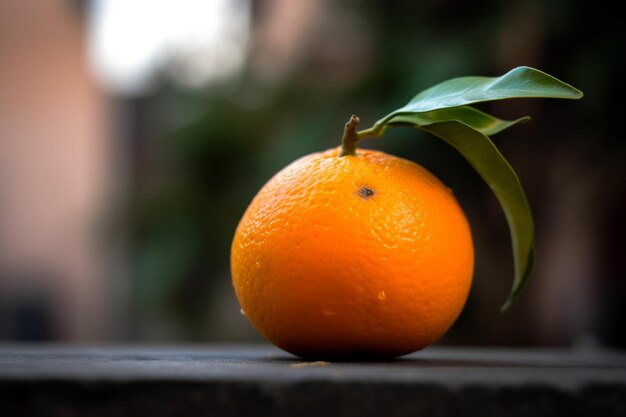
(0, 0), (110, 340)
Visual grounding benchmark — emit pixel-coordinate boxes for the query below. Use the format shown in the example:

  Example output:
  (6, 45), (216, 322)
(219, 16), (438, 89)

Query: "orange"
(231, 147), (474, 359)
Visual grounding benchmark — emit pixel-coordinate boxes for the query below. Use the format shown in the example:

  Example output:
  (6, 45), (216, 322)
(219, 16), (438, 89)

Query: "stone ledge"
(1, 345), (625, 416)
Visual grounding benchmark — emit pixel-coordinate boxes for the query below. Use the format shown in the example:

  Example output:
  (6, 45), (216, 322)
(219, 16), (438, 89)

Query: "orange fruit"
(231, 146), (474, 359)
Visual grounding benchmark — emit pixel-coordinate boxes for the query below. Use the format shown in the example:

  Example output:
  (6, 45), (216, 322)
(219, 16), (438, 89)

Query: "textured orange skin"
(231, 147), (474, 359)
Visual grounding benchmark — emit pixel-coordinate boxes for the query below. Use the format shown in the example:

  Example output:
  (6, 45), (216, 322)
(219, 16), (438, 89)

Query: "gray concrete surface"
(1, 344), (625, 416)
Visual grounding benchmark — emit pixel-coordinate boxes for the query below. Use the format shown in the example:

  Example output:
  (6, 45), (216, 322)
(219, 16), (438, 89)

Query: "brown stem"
(339, 115), (360, 157)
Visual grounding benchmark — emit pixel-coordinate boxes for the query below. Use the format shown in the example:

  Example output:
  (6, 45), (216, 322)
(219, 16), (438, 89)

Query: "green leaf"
(373, 66), (583, 131)
(387, 106), (530, 136)
(419, 121), (535, 311)
(352, 66), (583, 310)
(406, 66), (582, 109)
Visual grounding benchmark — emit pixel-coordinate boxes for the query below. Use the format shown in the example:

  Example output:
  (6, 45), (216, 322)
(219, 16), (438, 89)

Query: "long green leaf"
(353, 66), (583, 310)
(373, 66), (582, 130)
(413, 120), (535, 311)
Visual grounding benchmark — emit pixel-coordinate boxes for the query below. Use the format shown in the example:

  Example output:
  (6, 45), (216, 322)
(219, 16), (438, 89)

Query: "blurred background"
(0, 0), (624, 348)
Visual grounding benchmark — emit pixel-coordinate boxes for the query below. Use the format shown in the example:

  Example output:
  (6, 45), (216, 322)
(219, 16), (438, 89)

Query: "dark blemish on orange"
(357, 186), (375, 199)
